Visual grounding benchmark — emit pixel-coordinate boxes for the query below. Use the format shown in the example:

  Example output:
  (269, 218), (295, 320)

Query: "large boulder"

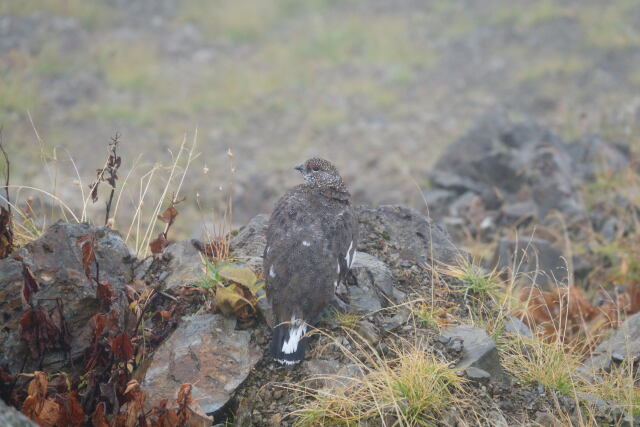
(0, 221), (133, 374)
(141, 314), (261, 417)
(428, 111), (586, 225)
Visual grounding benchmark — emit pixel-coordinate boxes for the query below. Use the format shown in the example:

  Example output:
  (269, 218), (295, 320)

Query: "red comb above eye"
(309, 163), (320, 170)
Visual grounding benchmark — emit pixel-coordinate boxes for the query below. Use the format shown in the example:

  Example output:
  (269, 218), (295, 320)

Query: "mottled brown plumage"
(264, 158), (358, 364)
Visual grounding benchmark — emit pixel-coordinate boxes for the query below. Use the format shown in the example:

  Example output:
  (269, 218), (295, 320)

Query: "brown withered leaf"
(54, 391), (85, 427)
(176, 383), (193, 426)
(152, 310), (173, 322)
(77, 233), (97, 280)
(0, 205), (13, 259)
(149, 398), (179, 427)
(215, 284), (256, 321)
(157, 205), (178, 225)
(90, 402), (110, 427)
(123, 380), (146, 427)
(149, 233), (170, 254)
(21, 371), (61, 427)
(111, 333), (134, 362)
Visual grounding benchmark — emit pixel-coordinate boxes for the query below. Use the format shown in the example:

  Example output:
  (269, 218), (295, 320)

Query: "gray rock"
(382, 308), (410, 332)
(0, 398), (38, 427)
(356, 320), (380, 345)
(464, 366), (491, 383)
(349, 252), (396, 306)
(428, 112), (587, 226)
(141, 314), (261, 415)
(160, 240), (203, 290)
(504, 315), (533, 338)
(348, 284), (382, 314)
(230, 214), (268, 262)
(440, 325), (508, 383)
(0, 221), (133, 374)
(581, 312), (640, 375)
(494, 237), (568, 287)
(356, 204), (463, 267)
(304, 359), (363, 390)
(255, 285), (274, 328)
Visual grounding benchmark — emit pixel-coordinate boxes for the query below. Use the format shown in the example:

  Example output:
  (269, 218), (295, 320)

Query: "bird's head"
(294, 157), (345, 190)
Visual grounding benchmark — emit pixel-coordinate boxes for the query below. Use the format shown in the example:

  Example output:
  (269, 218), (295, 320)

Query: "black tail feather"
(270, 323), (307, 365)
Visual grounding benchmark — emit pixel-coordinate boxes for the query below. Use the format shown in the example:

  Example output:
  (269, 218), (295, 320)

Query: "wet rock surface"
(0, 221), (133, 374)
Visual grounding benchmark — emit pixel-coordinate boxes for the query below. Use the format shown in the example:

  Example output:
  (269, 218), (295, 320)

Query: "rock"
(0, 398), (38, 426)
(255, 285), (274, 328)
(356, 205), (462, 267)
(141, 314), (261, 417)
(349, 252), (397, 310)
(356, 320), (380, 345)
(427, 111), (588, 228)
(382, 308), (410, 332)
(348, 284), (382, 314)
(564, 135), (629, 183)
(304, 359), (363, 390)
(581, 312), (640, 375)
(230, 214), (268, 262)
(504, 315), (533, 338)
(464, 366), (491, 383)
(0, 221), (133, 374)
(160, 240), (204, 290)
(440, 325), (508, 383)
(494, 237), (568, 287)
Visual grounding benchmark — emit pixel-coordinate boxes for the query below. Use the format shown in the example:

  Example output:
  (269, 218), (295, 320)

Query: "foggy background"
(2, 0), (640, 241)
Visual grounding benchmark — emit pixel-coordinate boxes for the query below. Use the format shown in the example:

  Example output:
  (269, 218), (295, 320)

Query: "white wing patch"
(282, 317), (307, 354)
(269, 265), (276, 278)
(337, 260), (340, 274)
(302, 240), (310, 246)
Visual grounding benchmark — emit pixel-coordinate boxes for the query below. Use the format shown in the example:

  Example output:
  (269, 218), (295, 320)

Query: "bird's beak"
(294, 164), (304, 172)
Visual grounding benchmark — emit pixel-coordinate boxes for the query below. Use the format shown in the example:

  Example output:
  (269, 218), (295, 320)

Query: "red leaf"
(111, 333), (134, 361)
(21, 261), (40, 307)
(54, 391), (85, 427)
(19, 308), (60, 359)
(77, 233), (96, 280)
(149, 234), (170, 254)
(97, 281), (116, 312)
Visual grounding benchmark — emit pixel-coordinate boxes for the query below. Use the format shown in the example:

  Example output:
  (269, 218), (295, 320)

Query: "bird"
(264, 157), (358, 365)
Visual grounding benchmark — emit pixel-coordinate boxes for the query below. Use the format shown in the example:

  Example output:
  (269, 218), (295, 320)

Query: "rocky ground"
(2, 115), (640, 426)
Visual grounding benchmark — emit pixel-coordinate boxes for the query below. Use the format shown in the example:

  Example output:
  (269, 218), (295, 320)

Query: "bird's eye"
(308, 163), (320, 171)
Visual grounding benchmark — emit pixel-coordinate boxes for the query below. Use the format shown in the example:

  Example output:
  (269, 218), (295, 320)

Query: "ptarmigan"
(264, 158), (358, 365)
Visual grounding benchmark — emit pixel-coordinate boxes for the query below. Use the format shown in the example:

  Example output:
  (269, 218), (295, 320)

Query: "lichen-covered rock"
(0, 221), (133, 374)
(230, 214), (268, 270)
